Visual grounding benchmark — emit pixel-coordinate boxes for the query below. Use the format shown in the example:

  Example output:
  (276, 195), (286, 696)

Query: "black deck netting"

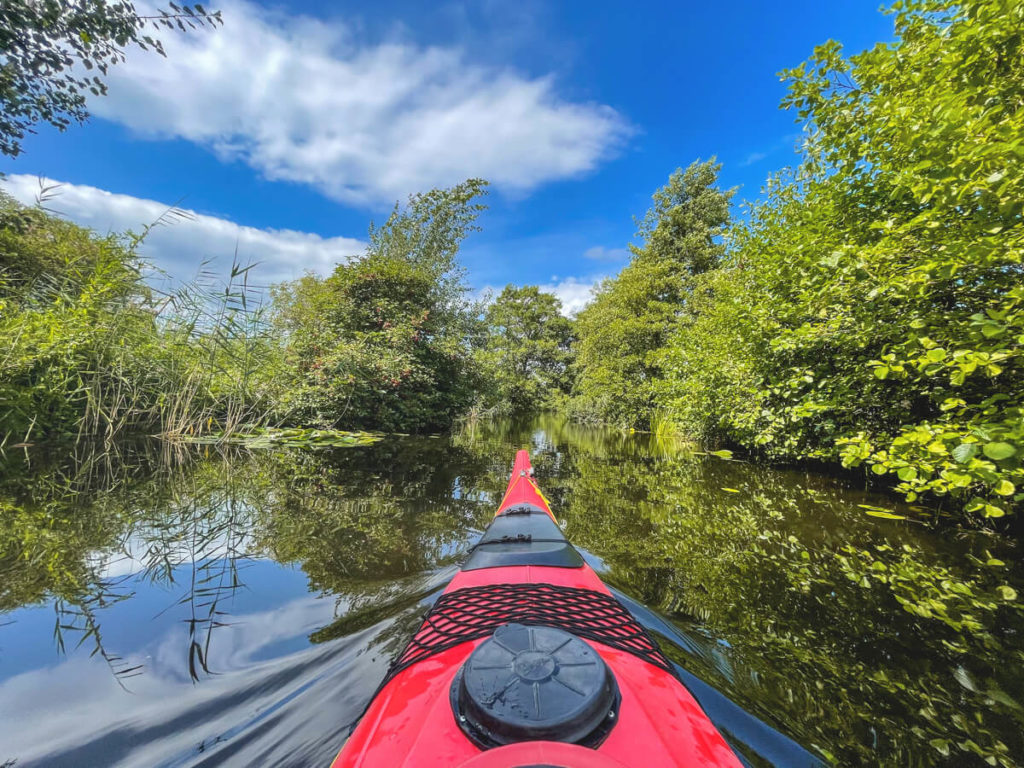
(378, 583), (677, 690)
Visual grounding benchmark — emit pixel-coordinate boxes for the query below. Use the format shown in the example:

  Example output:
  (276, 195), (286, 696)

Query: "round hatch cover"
(451, 623), (619, 748)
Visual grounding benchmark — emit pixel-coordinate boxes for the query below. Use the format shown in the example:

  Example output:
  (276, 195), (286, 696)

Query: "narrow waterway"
(1, 416), (1021, 767)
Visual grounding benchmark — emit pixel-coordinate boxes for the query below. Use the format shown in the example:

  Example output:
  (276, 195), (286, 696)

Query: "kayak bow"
(332, 450), (742, 768)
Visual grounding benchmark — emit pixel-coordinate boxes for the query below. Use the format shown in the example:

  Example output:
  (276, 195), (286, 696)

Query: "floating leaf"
(859, 505), (907, 520)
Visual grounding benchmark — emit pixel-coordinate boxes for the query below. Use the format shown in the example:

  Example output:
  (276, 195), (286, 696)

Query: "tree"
(478, 285), (574, 414)
(658, 0), (1024, 522)
(274, 179), (488, 433)
(0, 1), (222, 157)
(569, 159), (733, 428)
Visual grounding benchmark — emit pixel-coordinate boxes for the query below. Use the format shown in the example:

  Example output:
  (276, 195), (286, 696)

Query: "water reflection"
(1, 416), (1022, 767)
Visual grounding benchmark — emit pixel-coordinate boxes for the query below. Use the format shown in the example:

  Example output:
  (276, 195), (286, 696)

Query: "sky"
(0, 0), (895, 314)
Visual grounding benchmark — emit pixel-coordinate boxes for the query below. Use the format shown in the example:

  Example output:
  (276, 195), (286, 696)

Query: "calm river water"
(1, 416), (1021, 767)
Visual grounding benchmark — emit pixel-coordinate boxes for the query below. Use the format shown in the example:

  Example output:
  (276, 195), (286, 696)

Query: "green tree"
(569, 160), (732, 428)
(274, 180), (488, 433)
(658, 0), (1024, 521)
(478, 285), (574, 414)
(0, 0), (221, 157)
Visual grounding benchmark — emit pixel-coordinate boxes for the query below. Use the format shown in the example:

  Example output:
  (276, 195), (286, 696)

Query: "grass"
(0, 194), (285, 445)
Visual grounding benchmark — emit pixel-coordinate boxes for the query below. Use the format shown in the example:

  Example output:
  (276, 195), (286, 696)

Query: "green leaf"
(993, 479), (1015, 496)
(983, 442), (1016, 461)
(896, 466), (917, 482)
(859, 505), (907, 520)
(997, 586), (1017, 601)
(952, 443), (978, 463)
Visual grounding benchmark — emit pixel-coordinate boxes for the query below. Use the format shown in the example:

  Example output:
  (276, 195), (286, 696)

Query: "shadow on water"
(0, 414), (1022, 767)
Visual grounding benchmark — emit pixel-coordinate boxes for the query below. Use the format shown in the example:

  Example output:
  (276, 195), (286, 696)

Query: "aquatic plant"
(0, 194), (284, 444)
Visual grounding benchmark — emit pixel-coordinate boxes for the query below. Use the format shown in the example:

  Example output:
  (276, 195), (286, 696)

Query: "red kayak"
(332, 451), (743, 768)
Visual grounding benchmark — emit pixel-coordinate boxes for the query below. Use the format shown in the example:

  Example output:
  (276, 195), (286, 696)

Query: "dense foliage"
(3, 0), (1021, 527)
(569, 160), (732, 428)
(272, 180), (488, 433)
(476, 284), (574, 414)
(0, 193), (281, 442)
(0, 0), (221, 157)
(655, 0), (1023, 522)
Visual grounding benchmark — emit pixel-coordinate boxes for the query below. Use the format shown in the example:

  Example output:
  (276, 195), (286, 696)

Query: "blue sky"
(0, 0), (893, 313)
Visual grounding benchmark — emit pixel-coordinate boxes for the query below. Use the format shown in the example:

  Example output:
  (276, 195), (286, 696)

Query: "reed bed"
(0, 195), (285, 445)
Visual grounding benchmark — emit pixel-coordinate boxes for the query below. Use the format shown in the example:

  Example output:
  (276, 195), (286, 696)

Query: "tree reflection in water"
(0, 415), (1022, 766)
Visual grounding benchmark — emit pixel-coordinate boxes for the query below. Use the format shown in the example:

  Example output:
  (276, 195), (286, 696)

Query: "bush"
(0, 194), (281, 442)
(658, 0), (1024, 521)
(273, 180), (487, 433)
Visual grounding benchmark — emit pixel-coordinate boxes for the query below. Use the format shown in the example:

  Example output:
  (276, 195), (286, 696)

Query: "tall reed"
(0, 193), (283, 444)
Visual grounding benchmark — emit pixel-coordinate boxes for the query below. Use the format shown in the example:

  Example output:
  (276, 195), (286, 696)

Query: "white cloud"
(539, 274), (604, 316)
(0, 594), (349, 765)
(740, 151), (768, 167)
(473, 274), (602, 317)
(583, 245), (629, 261)
(1, 175), (365, 285)
(92, 0), (630, 205)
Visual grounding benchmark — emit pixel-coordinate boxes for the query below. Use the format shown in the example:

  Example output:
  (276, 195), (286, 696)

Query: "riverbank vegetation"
(1, 0), (1020, 525)
(269, 180), (488, 433)
(572, 0), (1024, 525)
(0, 197), (282, 443)
(568, 159), (732, 428)
(476, 284), (574, 415)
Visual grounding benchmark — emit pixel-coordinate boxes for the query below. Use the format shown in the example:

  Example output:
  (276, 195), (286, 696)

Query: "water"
(1, 416), (1021, 767)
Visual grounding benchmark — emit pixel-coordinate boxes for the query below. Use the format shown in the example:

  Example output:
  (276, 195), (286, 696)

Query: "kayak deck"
(332, 450), (742, 768)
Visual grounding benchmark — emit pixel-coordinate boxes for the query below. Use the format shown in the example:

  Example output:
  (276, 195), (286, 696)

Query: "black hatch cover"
(451, 623), (619, 748)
